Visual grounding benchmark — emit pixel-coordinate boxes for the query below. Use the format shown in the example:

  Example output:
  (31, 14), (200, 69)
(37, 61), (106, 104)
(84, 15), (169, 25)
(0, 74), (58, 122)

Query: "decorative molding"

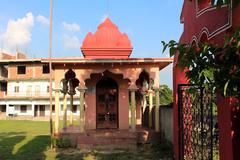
(199, 27), (210, 40)
(84, 69), (113, 81)
(196, 2), (228, 17)
(83, 69), (130, 84)
(191, 36), (199, 44)
(195, 0), (232, 40)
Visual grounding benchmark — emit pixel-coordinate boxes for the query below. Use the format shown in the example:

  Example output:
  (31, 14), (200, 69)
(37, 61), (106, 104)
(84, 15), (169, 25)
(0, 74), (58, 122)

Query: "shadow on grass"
(56, 149), (133, 160)
(0, 132), (26, 160)
(14, 135), (50, 160)
(0, 132), (50, 160)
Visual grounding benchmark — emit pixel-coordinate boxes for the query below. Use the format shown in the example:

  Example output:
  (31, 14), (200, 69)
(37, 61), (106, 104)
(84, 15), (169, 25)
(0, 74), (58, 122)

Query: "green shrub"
(151, 138), (173, 157)
(55, 137), (72, 148)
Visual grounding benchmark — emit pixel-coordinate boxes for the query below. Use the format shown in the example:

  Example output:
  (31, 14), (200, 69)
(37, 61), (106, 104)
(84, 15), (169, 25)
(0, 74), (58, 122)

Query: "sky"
(0, 0), (184, 88)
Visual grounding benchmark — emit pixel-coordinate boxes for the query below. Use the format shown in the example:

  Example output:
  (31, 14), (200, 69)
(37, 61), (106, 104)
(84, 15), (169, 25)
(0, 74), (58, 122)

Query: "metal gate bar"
(178, 84), (219, 160)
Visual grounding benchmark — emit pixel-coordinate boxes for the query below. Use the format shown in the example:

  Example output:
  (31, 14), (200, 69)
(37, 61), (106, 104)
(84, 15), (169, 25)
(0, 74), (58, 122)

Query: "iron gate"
(178, 84), (219, 160)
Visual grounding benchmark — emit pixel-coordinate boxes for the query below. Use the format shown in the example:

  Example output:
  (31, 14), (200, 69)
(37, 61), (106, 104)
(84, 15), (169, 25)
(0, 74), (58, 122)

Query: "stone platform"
(59, 126), (159, 149)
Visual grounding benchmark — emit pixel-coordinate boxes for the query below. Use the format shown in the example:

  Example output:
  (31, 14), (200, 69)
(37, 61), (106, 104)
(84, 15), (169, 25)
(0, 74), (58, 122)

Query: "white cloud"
(0, 12), (34, 52)
(36, 15), (49, 26)
(61, 22), (80, 50)
(62, 22), (80, 32)
(62, 34), (80, 49)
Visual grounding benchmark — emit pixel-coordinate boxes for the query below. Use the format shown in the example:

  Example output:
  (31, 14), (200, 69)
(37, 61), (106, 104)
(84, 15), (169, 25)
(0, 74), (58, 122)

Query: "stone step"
(59, 127), (154, 149)
(77, 135), (136, 144)
(77, 143), (137, 149)
(92, 133), (136, 139)
(77, 143), (137, 150)
(77, 131), (137, 149)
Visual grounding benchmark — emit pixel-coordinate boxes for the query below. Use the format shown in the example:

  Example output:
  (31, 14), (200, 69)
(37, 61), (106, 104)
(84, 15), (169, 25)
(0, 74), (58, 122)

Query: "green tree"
(162, 28), (240, 99)
(159, 85), (173, 105)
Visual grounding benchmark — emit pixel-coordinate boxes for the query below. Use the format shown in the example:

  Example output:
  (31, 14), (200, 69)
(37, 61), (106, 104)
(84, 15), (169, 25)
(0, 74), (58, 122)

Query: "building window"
(42, 65), (50, 74)
(0, 105), (6, 112)
(198, 0), (211, 10)
(17, 66), (26, 74)
(20, 105), (27, 113)
(14, 86), (19, 93)
(47, 86), (50, 93)
(73, 105), (77, 113)
(0, 82), (7, 91)
(52, 105), (55, 113)
(211, 0), (227, 6)
(198, 0), (228, 12)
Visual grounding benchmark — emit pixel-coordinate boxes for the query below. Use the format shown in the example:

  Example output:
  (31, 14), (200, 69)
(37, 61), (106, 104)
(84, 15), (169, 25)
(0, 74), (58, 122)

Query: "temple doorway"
(96, 77), (118, 129)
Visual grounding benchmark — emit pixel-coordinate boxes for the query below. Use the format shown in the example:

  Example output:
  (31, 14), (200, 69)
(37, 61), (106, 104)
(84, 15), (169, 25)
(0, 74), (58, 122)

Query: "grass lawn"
(0, 120), (56, 160)
(0, 120), (172, 160)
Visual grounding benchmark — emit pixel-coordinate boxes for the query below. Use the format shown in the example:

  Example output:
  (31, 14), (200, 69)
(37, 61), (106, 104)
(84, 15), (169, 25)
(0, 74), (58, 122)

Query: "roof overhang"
(42, 58), (173, 70)
(0, 59), (42, 65)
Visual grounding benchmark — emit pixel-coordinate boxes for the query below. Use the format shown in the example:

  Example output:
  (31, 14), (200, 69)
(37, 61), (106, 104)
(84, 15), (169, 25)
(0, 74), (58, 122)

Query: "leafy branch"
(162, 28), (240, 99)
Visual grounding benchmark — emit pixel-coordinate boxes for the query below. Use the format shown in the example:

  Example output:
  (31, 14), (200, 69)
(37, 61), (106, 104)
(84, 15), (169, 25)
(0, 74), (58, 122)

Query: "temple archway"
(96, 77), (118, 129)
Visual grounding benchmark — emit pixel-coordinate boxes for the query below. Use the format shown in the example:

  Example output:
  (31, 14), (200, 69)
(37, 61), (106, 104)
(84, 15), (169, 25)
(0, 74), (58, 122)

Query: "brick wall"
(8, 64), (52, 80)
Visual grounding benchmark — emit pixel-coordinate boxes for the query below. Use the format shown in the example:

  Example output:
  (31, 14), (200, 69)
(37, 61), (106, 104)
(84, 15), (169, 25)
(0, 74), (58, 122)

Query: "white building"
(0, 52), (80, 119)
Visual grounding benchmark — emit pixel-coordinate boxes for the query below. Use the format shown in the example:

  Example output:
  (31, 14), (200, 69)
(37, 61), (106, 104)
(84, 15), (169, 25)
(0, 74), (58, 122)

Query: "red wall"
(174, 1), (240, 159)
(217, 95), (234, 160)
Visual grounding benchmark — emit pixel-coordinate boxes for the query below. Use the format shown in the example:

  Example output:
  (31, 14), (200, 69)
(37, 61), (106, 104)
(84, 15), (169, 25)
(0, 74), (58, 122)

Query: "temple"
(47, 18), (172, 135)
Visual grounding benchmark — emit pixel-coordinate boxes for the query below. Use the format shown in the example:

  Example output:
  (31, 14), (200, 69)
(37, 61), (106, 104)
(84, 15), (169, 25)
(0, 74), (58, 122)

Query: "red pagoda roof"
(81, 18), (133, 59)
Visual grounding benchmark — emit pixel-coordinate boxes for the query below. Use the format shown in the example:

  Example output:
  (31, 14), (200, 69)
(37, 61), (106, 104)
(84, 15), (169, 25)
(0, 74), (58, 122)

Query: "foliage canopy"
(162, 28), (240, 99)
(159, 85), (173, 105)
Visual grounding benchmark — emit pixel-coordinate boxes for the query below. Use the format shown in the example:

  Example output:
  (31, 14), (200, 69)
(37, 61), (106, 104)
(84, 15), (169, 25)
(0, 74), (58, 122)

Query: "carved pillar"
(129, 87), (137, 132)
(54, 88), (61, 135)
(77, 86), (87, 133)
(154, 88), (160, 132)
(69, 95), (73, 125)
(143, 95), (147, 112)
(142, 94), (147, 125)
(63, 94), (67, 130)
(149, 89), (154, 129)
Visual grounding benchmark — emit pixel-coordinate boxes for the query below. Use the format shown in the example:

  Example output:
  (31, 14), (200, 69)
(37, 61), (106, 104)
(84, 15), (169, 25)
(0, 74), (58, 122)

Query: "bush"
(55, 137), (72, 148)
(151, 138), (173, 157)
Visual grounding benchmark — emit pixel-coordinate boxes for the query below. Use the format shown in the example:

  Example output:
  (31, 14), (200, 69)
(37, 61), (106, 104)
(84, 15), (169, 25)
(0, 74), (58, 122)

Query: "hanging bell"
(60, 78), (68, 94)
(68, 78), (79, 95)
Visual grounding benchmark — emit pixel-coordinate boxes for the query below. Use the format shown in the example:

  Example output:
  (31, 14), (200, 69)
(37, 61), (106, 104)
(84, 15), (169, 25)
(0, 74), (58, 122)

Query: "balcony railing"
(1, 91), (79, 99)
(4, 91), (51, 98)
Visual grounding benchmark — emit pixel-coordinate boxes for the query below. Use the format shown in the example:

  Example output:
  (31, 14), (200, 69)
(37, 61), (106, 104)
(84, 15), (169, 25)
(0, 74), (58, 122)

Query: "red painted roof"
(81, 18), (133, 58)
